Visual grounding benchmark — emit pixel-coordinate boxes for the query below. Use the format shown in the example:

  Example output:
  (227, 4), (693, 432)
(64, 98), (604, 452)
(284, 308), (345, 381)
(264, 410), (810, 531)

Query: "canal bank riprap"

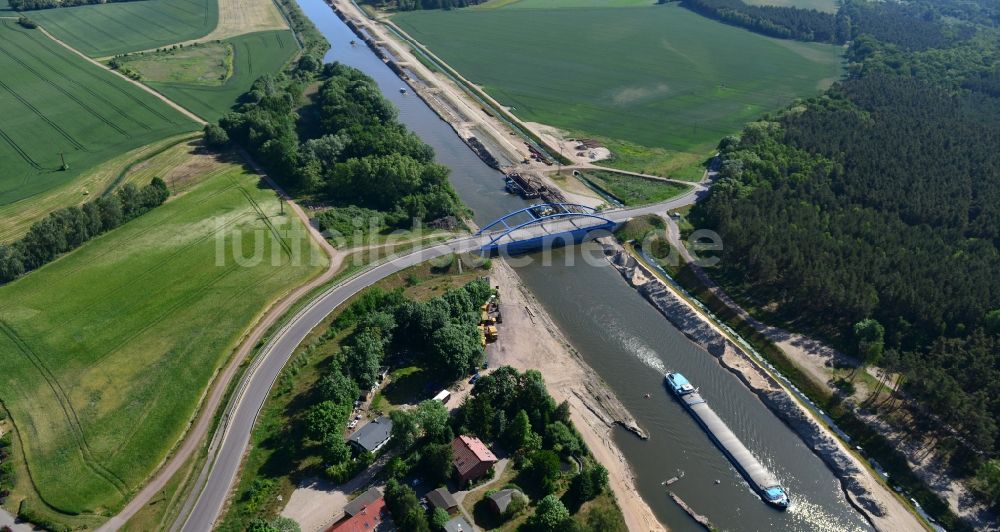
(607, 245), (926, 532)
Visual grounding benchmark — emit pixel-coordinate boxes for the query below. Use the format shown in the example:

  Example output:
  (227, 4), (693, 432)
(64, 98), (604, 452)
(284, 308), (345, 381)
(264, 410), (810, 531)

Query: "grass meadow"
(29, 0), (218, 57)
(394, 3), (842, 175)
(577, 170), (690, 206)
(0, 161), (327, 515)
(144, 30), (299, 122)
(120, 41), (234, 85)
(0, 21), (197, 208)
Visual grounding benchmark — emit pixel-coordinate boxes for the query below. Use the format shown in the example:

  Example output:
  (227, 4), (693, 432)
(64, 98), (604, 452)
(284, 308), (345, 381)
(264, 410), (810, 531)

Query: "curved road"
(174, 195), (705, 531)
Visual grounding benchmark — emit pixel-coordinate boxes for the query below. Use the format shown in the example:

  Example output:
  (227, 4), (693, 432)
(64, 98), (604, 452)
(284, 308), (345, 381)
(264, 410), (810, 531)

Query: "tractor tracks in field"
(0, 320), (128, 496)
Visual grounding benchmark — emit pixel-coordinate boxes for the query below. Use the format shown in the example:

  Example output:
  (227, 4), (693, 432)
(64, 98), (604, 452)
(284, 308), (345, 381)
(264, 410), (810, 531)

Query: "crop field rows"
(394, 4), (842, 173)
(29, 0), (218, 57)
(145, 30), (299, 122)
(0, 21), (196, 207)
(0, 164), (326, 514)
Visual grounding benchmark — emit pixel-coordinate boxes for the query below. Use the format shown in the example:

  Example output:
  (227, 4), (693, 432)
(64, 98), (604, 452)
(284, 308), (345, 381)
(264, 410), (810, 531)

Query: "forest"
(690, 0), (1000, 515)
(212, 62), (462, 227)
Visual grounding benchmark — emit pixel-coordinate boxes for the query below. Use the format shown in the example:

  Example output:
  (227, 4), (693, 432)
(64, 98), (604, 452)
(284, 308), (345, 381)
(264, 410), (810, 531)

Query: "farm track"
(35, 26), (206, 125)
(0, 320), (129, 496)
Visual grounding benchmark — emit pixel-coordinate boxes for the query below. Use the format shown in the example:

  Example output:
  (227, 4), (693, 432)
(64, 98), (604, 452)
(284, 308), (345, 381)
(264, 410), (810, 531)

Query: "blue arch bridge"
(475, 203), (621, 255)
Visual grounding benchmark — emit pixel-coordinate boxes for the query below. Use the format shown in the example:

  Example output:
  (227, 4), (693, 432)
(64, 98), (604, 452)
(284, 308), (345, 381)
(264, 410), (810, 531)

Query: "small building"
(343, 487), (382, 517)
(443, 515), (474, 532)
(487, 488), (523, 516)
(426, 487), (459, 514)
(348, 416), (393, 454)
(329, 492), (389, 532)
(451, 435), (498, 486)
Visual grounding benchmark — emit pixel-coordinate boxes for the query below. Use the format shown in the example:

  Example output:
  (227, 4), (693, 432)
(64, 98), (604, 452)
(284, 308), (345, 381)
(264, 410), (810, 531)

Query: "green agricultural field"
(0, 164), (327, 515)
(28, 0), (218, 57)
(0, 21), (197, 208)
(143, 30), (299, 122)
(394, 4), (842, 175)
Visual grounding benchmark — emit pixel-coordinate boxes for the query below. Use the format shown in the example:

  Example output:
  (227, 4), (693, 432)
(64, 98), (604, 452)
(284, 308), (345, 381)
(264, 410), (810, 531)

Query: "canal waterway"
(296, 1), (872, 529)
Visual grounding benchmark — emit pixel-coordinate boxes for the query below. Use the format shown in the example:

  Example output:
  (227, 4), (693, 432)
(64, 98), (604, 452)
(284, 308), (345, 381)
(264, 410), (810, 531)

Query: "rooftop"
(343, 487), (382, 517)
(426, 487), (458, 511)
(348, 416), (393, 453)
(451, 435), (498, 476)
(487, 488), (522, 514)
(329, 495), (388, 532)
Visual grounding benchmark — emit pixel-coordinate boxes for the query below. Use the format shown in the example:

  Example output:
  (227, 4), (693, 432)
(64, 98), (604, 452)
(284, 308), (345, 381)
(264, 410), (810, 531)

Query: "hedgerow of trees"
(11, 0), (141, 10)
(0, 178), (170, 285)
(677, 0), (842, 42)
(360, 0), (486, 11)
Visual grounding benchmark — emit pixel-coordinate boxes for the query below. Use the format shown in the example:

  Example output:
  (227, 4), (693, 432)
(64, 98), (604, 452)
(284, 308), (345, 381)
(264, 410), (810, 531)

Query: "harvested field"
(202, 0), (288, 41)
(0, 21), (197, 208)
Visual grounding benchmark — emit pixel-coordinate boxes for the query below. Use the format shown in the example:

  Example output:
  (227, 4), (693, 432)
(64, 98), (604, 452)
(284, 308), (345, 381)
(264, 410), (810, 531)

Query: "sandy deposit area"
(607, 245), (925, 532)
(489, 260), (666, 532)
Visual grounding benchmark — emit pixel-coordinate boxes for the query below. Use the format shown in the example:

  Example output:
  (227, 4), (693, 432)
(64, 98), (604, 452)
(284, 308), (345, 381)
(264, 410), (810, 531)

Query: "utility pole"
(557, 139), (565, 175)
(279, 196), (285, 216)
(59, 152), (68, 171)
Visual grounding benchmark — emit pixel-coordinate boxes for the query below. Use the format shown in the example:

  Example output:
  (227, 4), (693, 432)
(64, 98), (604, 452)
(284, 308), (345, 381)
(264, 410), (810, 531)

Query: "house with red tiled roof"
(451, 435), (498, 486)
(328, 489), (391, 532)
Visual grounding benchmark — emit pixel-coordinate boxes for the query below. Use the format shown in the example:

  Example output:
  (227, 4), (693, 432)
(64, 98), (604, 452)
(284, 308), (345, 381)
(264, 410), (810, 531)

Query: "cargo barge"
(665, 372), (790, 510)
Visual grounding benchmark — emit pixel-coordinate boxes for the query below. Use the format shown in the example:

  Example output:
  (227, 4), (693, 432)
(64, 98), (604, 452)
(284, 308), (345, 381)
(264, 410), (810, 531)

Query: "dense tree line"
(11, 0), (142, 11)
(0, 179), (169, 285)
(216, 63), (461, 227)
(678, 0), (842, 43)
(674, 0), (982, 48)
(359, 0), (485, 12)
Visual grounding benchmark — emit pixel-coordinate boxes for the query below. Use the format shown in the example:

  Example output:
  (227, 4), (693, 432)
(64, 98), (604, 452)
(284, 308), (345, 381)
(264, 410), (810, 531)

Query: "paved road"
(175, 199), (703, 531)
